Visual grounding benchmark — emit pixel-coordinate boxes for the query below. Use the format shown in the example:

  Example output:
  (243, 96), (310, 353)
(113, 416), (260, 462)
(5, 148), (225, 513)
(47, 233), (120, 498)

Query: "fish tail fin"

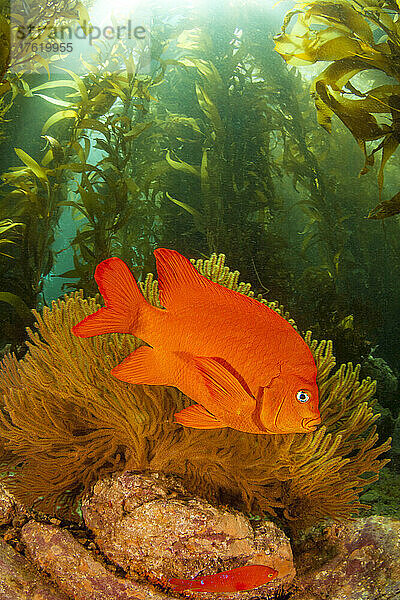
(72, 257), (147, 337)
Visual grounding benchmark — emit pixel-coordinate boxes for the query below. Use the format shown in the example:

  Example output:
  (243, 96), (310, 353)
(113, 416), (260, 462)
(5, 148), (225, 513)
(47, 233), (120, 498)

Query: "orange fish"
(72, 248), (320, 434)
(168, 564), (278, 592)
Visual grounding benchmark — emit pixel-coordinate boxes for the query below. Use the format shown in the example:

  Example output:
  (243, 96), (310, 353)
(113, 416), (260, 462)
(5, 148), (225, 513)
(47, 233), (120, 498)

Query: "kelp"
(30, 41), (161, 294)
(1, 142), (65, 310)
(0, 0), (92, 328)
(0, 253), (390, 529)
(0, 218), (23, 259)
(155, 22), (279, 279)
(275, 0), (400, 218)
(0, 37), (159, 304)
(0, 0), (89, 129)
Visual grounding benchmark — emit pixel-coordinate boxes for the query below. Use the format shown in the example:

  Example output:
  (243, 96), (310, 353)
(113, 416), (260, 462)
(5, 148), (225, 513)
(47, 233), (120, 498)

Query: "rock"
(361, 356), (398, 415)
(291, 515), (400, 600)
(0, 483), (16, 526)
(0, 536), (68, 600)
(21, 520), (174, 600)
(82, 471), (295, 598)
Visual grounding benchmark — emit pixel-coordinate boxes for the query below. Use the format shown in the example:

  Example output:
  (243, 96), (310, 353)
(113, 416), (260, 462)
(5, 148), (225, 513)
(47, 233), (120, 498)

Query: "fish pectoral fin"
(194, 356), (255, 413)
(174, 404), (227, 429)
(112, 346), (169, 385)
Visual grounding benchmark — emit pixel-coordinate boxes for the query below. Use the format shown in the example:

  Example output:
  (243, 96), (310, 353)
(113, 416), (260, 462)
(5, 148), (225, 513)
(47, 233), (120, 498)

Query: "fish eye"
(296, 390), (310, 403)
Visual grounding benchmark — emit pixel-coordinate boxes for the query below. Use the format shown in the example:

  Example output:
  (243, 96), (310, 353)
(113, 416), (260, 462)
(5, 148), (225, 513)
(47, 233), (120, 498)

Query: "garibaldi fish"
(72, 248), (321, 434)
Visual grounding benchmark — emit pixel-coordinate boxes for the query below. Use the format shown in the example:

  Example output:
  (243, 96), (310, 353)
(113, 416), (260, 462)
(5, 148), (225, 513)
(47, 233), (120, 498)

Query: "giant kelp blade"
(0, 292), (32, 321)
(368, 190), (400, 219)
(276, 0), (400, 217)
(14, 148), (49, 183)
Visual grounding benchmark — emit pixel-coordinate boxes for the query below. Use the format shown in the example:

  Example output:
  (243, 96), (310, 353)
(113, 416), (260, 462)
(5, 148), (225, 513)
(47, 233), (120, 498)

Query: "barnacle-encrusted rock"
(21, 521), (174, 600)
(82, 471), (295, 598)
(290, 516), (400, 600)
(0, 482), (16, 526)
(0, 253), (391, 528)
(0, 536), (69, 600)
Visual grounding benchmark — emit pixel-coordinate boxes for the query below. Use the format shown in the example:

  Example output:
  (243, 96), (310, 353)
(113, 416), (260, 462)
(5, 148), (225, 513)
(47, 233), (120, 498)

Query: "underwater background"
(0, 0), (400, 598)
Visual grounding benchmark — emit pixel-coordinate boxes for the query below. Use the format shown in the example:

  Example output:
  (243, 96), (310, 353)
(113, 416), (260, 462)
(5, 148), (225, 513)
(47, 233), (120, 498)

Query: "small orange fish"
(168, 564), (278, 592)
(72, 248), (320, 434)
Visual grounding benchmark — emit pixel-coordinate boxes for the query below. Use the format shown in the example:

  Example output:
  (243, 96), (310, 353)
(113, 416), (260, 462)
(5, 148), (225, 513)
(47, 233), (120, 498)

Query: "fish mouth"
(302, 416), (321, 432)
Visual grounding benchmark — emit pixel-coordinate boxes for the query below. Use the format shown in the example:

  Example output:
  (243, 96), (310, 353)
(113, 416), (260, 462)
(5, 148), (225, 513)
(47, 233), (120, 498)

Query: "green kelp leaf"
(177, 28), (212, 54)
(377, 134), (399, 197)
(166, 192), (201, 217)
(166, 193), (204, 233)
(31, 80), (81, 93)
(314, 81), (389, 141)
(166, 151), (200, 177)
(195, 83), (223, 135)
(313, 58), (365, 91)
(368, 190), (400, 219)
(41, 136), (64, 166)
(313, 92), (334, 132)
(42, 110), (77, 133)
(14, 148), (49, 183)
(34, 94), (73, 108)
(200, 149), (211, 198)
(167, 115), (203, 135)
(70, 141), (87, 164)
(301, 231), (320, 254)
(77, 183), (102, 217)
(58, 200), (90, 220)
(57, 67), (89, 105)
(123, 122), (153, 140)
(0, 219), (23, 236)
(0, 292), (32, 321)
(306, 1), (374, 44)
(34, 56), (51, 78)
(123, 53), (136, 82)
(78, 119), (109, 135)
(178, 58), (223, 88)
(343, 85), (400, 113)
(76, 1), (92, 35)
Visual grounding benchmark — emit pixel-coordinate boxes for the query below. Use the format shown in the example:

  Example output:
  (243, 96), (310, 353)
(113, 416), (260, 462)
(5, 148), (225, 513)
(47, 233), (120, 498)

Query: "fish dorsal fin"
(154, 248), (220, 308)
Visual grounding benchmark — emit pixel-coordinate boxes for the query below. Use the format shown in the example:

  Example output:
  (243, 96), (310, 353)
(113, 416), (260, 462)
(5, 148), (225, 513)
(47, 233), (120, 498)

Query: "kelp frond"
(0, 255), (391, 527)
(275, 0), (400, 219)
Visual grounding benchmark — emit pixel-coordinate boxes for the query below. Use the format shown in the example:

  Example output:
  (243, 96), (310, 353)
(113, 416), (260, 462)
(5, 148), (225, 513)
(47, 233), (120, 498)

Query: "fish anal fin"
(194, 356), (255, 413)
(112, 346), (168, 385)
(174, 404), (227, 429)
(154, 248), (217, 308)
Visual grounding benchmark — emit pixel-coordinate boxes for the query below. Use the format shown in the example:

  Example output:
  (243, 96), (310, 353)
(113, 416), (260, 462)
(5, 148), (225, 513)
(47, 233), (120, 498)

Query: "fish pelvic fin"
(194, 357), (255, 416)
(174, 404), (227, 429)
(72, 257), (149, 337)
(154, 248), (221, 308)
(112, 346), (170, 385)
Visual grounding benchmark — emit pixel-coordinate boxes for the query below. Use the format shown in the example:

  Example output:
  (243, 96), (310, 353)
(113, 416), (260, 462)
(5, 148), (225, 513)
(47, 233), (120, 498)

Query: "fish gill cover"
(0, 253), (391, 530)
